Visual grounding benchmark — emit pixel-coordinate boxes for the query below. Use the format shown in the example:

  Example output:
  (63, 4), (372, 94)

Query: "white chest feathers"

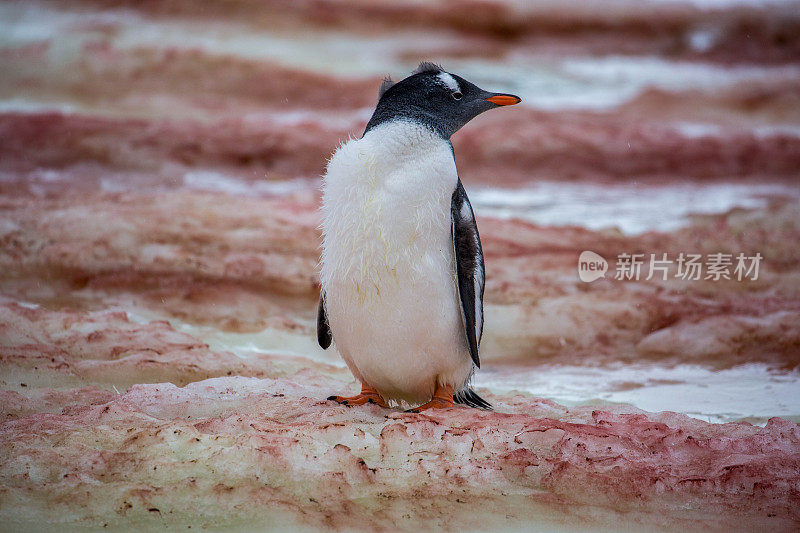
(320, 120), (459, 297)
(319, 120), (471, 402)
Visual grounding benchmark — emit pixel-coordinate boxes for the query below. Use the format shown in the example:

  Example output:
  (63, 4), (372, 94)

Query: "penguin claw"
(406, 384), (455, 412)
(405, 401), (450, 413)
(327, 387), (388, 408)
(326, 395), (353, 406)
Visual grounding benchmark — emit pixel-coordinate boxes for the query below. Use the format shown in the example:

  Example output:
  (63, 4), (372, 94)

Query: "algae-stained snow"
(2, 0), (800, 531)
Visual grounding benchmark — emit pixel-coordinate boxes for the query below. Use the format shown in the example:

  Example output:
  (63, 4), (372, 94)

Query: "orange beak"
(485, 94), (521, 106)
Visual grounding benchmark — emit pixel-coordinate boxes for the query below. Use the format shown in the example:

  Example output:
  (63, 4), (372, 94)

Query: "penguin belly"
(320, 121), (473, 405)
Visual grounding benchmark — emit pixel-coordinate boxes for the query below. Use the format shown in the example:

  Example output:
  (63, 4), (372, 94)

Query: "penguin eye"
(451, 91), (463, 101)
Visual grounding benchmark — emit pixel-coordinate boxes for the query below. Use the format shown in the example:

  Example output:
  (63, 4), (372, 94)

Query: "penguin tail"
(454, 388), (492, 410)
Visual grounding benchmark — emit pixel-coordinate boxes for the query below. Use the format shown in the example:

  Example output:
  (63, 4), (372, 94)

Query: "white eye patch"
(436, 72), (460, 93)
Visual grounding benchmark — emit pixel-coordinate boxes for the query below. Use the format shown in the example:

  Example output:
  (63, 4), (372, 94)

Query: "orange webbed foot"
(406, 384), (455, 413)
(327, 384), (388, 408)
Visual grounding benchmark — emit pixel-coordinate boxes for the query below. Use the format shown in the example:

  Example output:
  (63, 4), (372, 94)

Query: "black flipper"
(451, 179), (485, 369)
(317, 291), (332, 349)
(454, 388), (492, 410)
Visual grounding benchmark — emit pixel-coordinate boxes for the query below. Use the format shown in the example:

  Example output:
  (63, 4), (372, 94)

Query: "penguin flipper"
(451, 179), (485, 369)
(317, 291), (332, 349)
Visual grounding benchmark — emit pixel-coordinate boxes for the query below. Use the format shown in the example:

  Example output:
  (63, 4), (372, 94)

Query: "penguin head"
(365, 62), (521, 139)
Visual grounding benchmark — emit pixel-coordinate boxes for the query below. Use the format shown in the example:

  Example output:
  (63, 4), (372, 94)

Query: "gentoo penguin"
(317, 62), (520, 412)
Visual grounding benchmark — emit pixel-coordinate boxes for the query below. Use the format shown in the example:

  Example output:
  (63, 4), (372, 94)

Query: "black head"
(364, 62), (521, 139)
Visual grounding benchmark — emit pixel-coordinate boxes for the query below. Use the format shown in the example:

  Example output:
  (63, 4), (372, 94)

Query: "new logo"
(578, 251), (608, 282)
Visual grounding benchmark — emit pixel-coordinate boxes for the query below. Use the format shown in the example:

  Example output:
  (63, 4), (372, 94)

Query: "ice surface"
(478, 364), (800, 425)
(442, 56), (800, 110)
(2, 0), (800, 529)
(470, 181), (800, 234)
(2, 373), (799, 531)
(4, 2), (800, 111)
